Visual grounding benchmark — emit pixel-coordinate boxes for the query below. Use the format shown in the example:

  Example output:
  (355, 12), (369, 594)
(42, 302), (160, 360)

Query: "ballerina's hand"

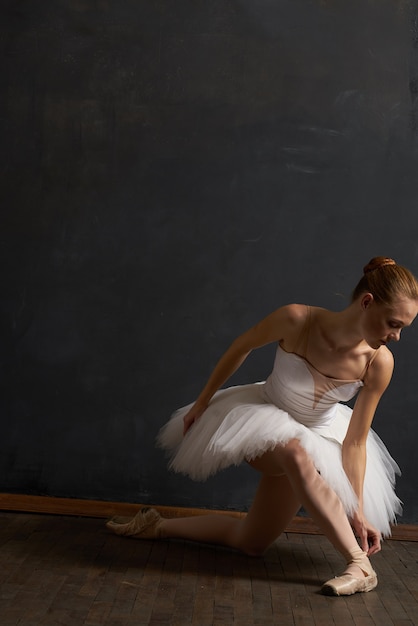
(182, 402), (208, 435)
(351, 510), (381, 556)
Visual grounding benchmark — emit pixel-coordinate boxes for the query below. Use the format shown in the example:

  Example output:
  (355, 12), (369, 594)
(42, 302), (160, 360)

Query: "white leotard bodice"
(262, 345), (364, 429)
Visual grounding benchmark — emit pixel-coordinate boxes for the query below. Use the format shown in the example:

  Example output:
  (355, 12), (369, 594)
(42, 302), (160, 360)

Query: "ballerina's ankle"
(321, 548), (377, 596)
(344, 546), (374, 576)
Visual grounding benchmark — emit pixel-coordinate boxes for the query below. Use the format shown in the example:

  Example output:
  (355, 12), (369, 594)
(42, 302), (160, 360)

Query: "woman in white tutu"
(107, 257), (418, 596)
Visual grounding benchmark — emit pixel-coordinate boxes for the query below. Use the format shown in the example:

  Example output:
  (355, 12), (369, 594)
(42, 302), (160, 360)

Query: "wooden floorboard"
(0, 512), (418, 625)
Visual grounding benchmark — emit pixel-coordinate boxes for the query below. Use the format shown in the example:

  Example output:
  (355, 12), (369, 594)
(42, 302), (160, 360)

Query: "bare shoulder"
(237, 303), (309, 349)
(259, 303), (309, 343)
(276, 303), (310, 325)
(257, 303), (309, 334)
(364, 345), (394, 391)
(371, 345), (394, 372)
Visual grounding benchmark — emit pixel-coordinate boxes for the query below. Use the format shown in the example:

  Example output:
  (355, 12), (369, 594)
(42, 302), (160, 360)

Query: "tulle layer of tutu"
(157, 383), (402, 537)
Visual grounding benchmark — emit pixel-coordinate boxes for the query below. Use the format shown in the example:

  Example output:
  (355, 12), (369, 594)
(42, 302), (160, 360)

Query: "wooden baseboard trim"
(1, 493), (417, 541)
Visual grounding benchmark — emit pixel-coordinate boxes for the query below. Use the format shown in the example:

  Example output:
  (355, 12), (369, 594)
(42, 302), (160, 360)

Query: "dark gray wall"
(2, 0), (418, 523)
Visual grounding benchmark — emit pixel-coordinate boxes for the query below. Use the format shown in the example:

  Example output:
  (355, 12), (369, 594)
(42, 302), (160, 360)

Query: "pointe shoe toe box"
(106, 507), (162, 539)
(321, 571), (378, 596)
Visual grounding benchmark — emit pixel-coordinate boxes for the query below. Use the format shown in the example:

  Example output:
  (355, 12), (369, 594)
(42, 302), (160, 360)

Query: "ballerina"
(107, 257), (418, 596)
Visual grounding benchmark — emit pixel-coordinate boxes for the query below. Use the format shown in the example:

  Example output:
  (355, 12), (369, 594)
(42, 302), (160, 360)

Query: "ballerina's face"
(361, 294), (418, 349)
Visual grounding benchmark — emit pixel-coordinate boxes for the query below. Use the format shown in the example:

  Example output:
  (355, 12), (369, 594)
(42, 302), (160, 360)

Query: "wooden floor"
(1, 511), (418, 625)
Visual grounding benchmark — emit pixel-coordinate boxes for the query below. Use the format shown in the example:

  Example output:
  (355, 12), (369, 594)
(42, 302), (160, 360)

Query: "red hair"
(352, 257), (418, 304)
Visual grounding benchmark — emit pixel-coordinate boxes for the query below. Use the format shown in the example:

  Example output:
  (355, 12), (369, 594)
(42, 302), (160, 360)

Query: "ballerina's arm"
(182, 304), (307, 434)
(342, 347), (394, 554)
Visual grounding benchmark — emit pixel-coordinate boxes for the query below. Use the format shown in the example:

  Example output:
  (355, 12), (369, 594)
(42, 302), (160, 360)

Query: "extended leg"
(107, 473), (300, 555)
(161, 473), (300, 554)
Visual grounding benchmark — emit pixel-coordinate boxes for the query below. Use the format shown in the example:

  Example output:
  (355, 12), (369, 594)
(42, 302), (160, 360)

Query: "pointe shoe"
(322, 545), (378, 596)
(107, 516), (132, 524)
(321, 569), (378, 596)
(106, 507), (163, 539)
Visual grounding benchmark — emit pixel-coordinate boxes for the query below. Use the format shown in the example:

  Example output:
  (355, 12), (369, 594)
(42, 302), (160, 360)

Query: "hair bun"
(363, 257), (396, 274)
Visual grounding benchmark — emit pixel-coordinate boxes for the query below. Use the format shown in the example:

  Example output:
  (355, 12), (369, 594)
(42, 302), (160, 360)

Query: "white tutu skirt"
(157, 383), (402, 537)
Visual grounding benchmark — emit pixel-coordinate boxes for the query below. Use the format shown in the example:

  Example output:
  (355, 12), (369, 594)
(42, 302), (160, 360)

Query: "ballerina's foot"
(107, 516), (132, 524)
(106, 507), (163, 540)
(321, 568), (377, 596)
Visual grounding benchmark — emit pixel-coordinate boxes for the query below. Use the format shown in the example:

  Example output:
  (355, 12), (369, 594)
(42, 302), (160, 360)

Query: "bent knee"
(238, 540), (268, 557)
(248, 439), (315, 478)
(281, 439), (314, 472)
(233, 525), (271, 557)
